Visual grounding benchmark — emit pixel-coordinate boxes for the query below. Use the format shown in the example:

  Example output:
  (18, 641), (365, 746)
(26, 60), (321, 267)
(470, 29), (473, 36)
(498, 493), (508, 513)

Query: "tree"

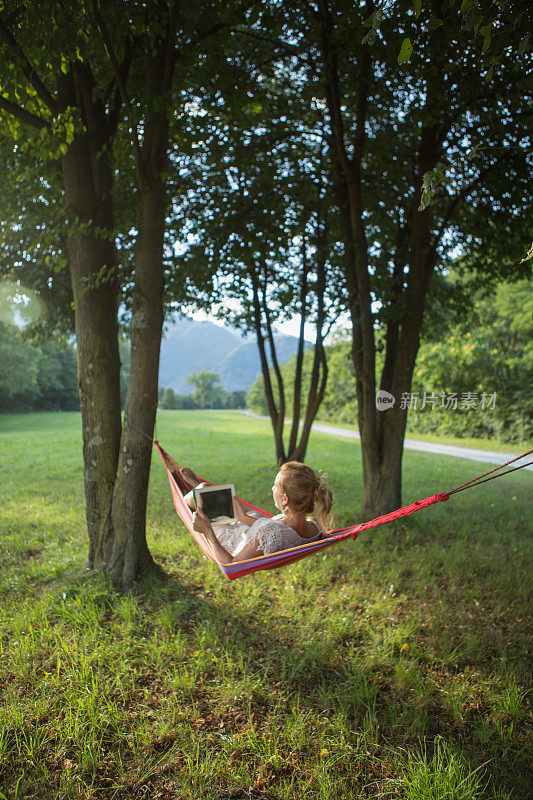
(36, 340), (79, 411)
(1, 0), (254, 588)
(224, 390), (246, 409)
(97, 0), (181, 587)
(75, 0), (247, 587)
(249, 273), (532, 444)
(0, 0), (124, 568)
(248, 335), (359, 425)
(173, 61), (345, 462)
(0, 308), (79, 413)
(160, 387), (179, 409)
(187, 370), (226, 409)
(310, 0), (532, 515)
(0, 321), (40, 411)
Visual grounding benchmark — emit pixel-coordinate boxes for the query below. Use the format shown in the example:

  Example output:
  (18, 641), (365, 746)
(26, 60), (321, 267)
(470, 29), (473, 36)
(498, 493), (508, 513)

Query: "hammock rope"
(153, 439), (531, 581)
(446, 450), (532, 495)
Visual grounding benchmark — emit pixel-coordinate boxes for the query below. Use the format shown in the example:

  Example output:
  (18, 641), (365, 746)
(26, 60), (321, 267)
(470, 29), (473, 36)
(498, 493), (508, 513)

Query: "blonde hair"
(278, 461), (333, 531)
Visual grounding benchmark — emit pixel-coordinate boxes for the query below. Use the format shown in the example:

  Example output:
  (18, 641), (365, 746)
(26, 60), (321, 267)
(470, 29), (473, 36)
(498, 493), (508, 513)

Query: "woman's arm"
(184, 481), (210, 510)
(232, 498), (258, 527)
(192, 510), (264, 563)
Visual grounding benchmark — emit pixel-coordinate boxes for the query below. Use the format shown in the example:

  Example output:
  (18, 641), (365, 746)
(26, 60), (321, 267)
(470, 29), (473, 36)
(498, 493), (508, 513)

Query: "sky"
(189, 306), (351, 344)
(1, 278), (351, 345)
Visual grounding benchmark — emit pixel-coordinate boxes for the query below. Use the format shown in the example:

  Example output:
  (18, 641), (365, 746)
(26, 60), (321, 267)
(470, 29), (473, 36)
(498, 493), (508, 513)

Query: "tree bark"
(288, 242), (308, 457)
(107, 180), (166, 589)
(368, 120), (441, 514)
(292, 222), (329, 462)
(57, 65), (122, 568)
(107, 6), (177, 590)
(250, 265), (286, 463)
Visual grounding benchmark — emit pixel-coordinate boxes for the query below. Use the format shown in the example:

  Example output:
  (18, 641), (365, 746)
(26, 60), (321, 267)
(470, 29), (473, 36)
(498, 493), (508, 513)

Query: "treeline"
(159, 370), (246, 410)
(0, 328), (250, 415)
(247, 279), (532, 445)
(0, 328), (128, 414)
(0, 322), (79, 413)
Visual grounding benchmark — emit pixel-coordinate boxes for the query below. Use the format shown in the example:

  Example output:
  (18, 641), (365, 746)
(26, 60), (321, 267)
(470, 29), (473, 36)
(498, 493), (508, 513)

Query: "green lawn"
(0, 410), (531, 800)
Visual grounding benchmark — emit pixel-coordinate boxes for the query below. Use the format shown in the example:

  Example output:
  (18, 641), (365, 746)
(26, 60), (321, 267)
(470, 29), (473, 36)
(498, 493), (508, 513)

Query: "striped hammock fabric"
(156, 442), (453, 580)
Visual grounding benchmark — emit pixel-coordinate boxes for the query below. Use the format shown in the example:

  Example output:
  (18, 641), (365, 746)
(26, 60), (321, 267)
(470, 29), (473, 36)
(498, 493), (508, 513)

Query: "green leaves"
(480, 23), (492, 53)
(397, 37), (413, 64)
(520, 242), (533, 266)
(418, 162), (448, 211)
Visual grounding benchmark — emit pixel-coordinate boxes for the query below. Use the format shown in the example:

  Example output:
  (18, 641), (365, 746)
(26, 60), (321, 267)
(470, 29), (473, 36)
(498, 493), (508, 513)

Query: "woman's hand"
(192, 508), (214, 537)
(233, 498), (248, 524)
(192, 508), (234, 564)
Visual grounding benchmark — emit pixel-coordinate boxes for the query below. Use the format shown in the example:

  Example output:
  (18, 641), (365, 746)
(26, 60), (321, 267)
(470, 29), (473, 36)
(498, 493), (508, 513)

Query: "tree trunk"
(250, 266), (286, 464)
(318, 0), (448, 518)
(107, 12), (177, 589)
(289, 230), (329, 463)
(107, 182), (166, 589)
(58, 68), (122, 568)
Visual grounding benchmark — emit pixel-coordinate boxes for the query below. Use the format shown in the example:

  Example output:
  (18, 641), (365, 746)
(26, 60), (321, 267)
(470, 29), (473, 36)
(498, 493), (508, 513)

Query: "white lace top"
(212, 514), (322, 557)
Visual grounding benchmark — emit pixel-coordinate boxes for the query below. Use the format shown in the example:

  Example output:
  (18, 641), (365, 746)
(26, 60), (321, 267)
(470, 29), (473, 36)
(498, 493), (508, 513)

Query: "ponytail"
(313, 477), (333, 531)
(279, 461), (334, 531)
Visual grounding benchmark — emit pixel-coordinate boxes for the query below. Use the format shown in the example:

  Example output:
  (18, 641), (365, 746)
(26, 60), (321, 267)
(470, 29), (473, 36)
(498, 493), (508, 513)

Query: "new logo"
(376, 390), (396, 411)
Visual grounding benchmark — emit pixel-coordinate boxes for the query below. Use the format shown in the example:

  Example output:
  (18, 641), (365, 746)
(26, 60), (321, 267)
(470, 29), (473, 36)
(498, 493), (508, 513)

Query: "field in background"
(0, 410), (531, 799)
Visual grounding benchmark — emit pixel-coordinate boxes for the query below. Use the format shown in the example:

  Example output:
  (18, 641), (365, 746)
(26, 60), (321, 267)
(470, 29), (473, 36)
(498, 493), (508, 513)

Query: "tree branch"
(233, 26), (303, 57)
(92, 1), (130, 110)
(0, 94), (49, 129)
(92, 0), (143, 171)
(317, 0), (352, 176)
(106, 35), (135, 134)
(250, 264), (285, 461)
(184, 20), (227, 53)
(162, 0), (180, 90)
(298, 221), (329, 458)
(288, 238), (308, 457)
(0, 14), (58, 114)
(260, 267), (286, 431)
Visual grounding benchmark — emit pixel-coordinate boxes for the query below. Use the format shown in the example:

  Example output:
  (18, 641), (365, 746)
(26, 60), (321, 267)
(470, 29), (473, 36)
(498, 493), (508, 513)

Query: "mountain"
(158, 316), (309, 394)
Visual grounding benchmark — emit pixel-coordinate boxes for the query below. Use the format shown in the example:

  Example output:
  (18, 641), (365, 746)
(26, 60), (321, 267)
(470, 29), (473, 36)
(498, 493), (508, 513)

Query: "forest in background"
(0, 325), (133, 413)
(0, 325), (249, 414)
(0, 321), (78, 412)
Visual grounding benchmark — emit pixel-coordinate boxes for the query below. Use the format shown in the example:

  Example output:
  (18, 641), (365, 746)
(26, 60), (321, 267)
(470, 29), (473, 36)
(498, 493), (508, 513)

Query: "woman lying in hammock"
(181, 462), (333, 564)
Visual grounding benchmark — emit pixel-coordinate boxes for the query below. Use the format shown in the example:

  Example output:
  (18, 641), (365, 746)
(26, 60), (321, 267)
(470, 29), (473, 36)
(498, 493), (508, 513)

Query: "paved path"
(244, 412), (532, 472)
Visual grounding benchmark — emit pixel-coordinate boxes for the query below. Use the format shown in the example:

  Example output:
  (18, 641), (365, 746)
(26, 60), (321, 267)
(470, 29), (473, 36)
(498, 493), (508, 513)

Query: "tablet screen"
(195, 485), (235, 520)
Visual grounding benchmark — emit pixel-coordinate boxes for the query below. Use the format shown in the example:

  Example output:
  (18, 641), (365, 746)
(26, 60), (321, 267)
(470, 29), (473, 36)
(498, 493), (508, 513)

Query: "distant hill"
(158, 316), (309, 394)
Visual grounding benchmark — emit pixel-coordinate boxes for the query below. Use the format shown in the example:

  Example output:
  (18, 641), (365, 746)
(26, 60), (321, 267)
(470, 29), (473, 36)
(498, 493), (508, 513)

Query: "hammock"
(155, 441), (532, 581)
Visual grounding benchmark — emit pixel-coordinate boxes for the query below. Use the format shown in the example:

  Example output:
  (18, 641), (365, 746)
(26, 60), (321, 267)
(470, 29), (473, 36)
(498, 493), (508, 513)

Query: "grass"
(0, 409), (531, 800)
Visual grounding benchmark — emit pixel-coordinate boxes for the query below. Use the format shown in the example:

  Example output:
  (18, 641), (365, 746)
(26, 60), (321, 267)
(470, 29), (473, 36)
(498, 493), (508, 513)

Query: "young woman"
(181, 462), (333, 564)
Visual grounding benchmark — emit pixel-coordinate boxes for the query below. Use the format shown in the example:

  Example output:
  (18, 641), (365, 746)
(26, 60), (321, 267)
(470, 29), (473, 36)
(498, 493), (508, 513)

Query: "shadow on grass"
(125, 565), (531, 800)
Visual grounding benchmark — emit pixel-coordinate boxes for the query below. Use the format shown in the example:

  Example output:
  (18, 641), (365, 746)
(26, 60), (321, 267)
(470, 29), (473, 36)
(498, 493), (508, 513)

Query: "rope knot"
(436, 492), (449, 502)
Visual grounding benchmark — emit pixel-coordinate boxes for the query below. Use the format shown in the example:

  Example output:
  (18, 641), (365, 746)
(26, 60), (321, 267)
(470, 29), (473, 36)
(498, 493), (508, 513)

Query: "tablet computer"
(194, 484), (235, 521)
